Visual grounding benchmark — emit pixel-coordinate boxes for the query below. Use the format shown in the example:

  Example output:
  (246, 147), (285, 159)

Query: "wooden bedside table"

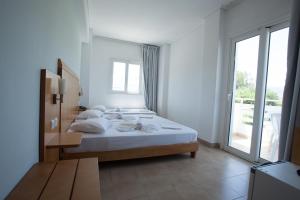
(45, 132), (82, 161)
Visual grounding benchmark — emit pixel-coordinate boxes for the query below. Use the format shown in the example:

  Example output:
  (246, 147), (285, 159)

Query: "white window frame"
(110, 59), (143, 95)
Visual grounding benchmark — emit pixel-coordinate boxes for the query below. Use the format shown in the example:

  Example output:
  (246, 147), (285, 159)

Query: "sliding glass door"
(226, 23), (289, 162)
(260, 27), (289, 162)
(229, 35), (260, 154)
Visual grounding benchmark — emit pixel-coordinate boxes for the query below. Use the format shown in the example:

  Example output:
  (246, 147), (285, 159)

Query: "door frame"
(223, 21), (289, 163)
(257, 21), (290, 163)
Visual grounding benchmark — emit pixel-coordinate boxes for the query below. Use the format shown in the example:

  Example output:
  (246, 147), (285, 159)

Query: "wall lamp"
(52, 78), (66, 104)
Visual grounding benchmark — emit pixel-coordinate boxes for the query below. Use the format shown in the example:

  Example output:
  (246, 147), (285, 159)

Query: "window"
(112, 60), (142, 94)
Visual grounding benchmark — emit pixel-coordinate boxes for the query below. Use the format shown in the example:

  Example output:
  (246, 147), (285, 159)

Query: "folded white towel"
(116, 122), (158, 133)
(117, 123), (136, 132)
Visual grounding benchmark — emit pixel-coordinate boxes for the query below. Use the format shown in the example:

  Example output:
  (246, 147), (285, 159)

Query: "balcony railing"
(235, 98), (281, 106)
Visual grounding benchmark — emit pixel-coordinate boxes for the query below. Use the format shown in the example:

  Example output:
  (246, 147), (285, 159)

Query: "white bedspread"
(104, 108), (156, 115)
(65, 115), (198, 153)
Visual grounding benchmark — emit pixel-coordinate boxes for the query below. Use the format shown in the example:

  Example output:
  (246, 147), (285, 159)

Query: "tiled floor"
(99, 144), (252, 200)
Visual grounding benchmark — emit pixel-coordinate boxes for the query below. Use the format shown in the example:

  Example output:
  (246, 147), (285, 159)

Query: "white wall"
(80, 42), (90, 107)
(217, 0), (292, 146)
(0, 0), (87, 198)
(88, 36), (145, 108)
(224, 0), (292, 38)
(167, 10), (222, 143)
(80, 29), (94, 107)
(167, 25), (205, 136)
(200, 10), (222, 143)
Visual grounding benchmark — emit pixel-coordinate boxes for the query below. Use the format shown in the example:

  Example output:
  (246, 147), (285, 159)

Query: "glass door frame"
(224, 21), (289, 163)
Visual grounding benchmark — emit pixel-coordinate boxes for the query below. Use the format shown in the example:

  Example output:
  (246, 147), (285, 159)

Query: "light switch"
(51, 117), (58, 129)
(51, 119), (55, 129)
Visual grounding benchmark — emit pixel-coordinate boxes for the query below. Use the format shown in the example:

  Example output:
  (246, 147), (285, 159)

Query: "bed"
(57, 59), (199, 161)
(63, 114), (198, 160)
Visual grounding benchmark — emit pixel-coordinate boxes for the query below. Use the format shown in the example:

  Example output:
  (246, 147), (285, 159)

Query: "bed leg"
(190, 151), (196, 158)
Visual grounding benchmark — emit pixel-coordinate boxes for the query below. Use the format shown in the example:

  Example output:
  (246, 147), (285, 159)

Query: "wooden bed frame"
(63, 142), (199, 161)
(56, 58), (199, 161)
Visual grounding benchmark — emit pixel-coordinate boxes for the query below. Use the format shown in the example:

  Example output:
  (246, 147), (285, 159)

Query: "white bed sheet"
(104, 108), (156, 115)
(65, 115), (198, 153)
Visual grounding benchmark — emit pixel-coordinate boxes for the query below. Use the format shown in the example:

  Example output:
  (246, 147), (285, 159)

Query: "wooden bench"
(6, 158), (101, 200)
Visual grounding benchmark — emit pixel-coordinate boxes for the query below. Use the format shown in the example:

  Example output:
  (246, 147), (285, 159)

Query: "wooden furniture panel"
(6, 163), (56, 200)
(63, 142), (199, 161)
(40, 160), (78, 200)
(71, 158), (101, 200)
(57, 58), (80, 133)
(46, 132), (82, 148)
(39, 69), (61, 162)
(40, 67), (82, 162)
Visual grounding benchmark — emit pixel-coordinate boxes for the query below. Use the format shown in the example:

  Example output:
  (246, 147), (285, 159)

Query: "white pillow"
(91, 105), (106, 112)
(70, 118), (111, 133)
(76, 109), (103, 120)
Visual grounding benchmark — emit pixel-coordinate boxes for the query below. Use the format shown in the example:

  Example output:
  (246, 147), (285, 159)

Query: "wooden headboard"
(57, 58), (80, 133)
(39, 69), (61, 162)
(39, 59), (80, 162)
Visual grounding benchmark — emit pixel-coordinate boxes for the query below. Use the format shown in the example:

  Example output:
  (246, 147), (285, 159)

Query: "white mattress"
(65, 115), (198, 153)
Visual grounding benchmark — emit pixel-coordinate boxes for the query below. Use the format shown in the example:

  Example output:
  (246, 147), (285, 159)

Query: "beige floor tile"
(148, 189), (184, 200)
(99, 144), (251, 200)
(175, 182), (218, 200)
(110, 167), (139, 184)
(222, 174), (250, 197)
(127, 194), (150, 200)
(113, 182), (147, 200)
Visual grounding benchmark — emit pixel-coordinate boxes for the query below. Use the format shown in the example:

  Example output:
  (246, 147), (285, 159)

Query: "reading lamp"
(52, 78), (66, 104)
(51, 78), (59, 104)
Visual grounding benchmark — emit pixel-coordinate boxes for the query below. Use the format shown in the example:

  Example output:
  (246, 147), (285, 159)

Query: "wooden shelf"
(45, 132), (82, 148)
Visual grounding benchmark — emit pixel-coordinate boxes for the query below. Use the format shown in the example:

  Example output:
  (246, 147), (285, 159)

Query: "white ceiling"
(88, 0), (236, 44)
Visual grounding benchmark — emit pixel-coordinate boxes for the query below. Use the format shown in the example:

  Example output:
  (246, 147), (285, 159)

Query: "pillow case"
(76, 109), (103, 120)
(91, 105), (106, 112)
(70, 118), (111, 133)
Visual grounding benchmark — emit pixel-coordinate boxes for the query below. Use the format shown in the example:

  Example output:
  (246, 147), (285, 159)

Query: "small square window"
(111, 60), (142, 94)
